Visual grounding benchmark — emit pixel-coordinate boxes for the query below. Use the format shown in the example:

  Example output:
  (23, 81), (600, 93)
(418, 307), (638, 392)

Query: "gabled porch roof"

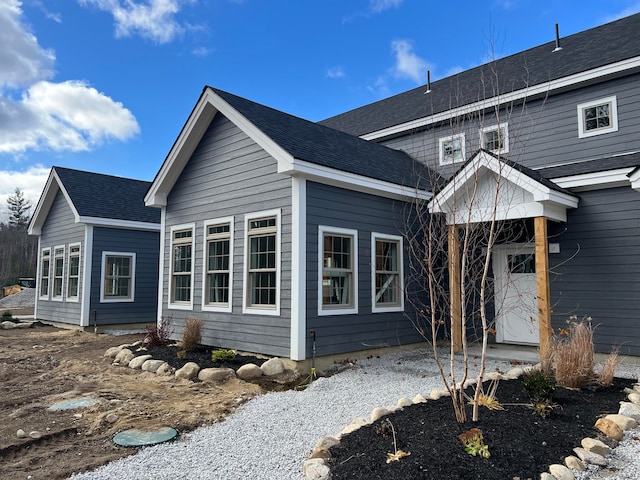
(429, 150), (579, 224)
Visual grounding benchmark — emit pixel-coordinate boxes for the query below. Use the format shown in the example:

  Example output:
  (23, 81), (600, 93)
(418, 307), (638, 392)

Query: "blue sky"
(1, 0), (640, 221)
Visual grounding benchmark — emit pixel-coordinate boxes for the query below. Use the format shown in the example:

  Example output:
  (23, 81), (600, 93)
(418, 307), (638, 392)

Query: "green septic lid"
(113, 427), (178, 447)
(48, 398), (100, 411)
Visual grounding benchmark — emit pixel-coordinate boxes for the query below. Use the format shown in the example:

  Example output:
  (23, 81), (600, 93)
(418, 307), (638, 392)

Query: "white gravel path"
(69, 348), (640, 480)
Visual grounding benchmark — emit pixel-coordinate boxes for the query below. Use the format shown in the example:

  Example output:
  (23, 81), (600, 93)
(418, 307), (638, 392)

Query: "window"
(40, 249), (50, 298)
(577, 96), (618, 138)
(318, 226), (358, 315)
(170, 225), (194, 307)
(480, 123), (509, 154)
(52, 246), (65, 300)
(243, 210), (280, 315)
(101, 252), (136, 302)
(372, 233), (404, 313)
(66, 244), (81, 300)
(203, 218), (233, 312)
(439, 133), (466, 165)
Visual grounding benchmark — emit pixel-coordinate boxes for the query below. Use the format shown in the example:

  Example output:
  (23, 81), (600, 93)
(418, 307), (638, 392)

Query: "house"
(147, 11), (640, 362)
(28, 167), (161, 330)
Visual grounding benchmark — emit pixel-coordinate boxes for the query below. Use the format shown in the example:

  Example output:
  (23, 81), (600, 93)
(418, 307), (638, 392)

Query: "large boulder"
(129, 355), (152, 370)
(175, 362), (200, 380)
(237, 363), (263, 380)
(261, 357), (285, 376)
(198, 368), (235, 382)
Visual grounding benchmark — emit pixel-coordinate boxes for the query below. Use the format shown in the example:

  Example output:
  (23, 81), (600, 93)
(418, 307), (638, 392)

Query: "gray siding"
(89, 227), (159, 325)
(162, 113), (292, 357)
(37, 190), (85, 324)
(382, 73), (640, 176)
(549, 187), (640, 356)
(305, 182), (422, 356)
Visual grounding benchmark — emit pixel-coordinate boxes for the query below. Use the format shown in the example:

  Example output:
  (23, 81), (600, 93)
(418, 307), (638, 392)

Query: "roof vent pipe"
(553, 23), (563, 52)
(425, 70), (431, 94)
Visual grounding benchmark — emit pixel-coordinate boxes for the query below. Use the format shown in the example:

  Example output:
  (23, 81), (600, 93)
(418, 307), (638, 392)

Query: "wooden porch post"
(534, 216), (552, 360)
(448, 224), (462, 352)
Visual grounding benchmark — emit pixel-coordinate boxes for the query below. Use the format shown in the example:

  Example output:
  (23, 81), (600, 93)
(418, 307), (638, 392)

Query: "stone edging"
(302, 367), (640, 480)
(103, 342), (291, 383)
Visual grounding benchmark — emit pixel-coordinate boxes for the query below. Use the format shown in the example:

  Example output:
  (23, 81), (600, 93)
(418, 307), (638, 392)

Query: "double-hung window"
(243, 210), (280, 315)
(203, 218), (233, 312)
(67, 244), (81, 301)
(577, 96), (618, 138)
(480, 123), (509, 154)
(52, 246), (65, 300)
(170, 226), (194, 307)
(101, 252), (135, 302)
(372, 233), (404, 313)
(319, 226), (358, 315)
(40, 248), (51, 298)
(439, 133), (466, 165)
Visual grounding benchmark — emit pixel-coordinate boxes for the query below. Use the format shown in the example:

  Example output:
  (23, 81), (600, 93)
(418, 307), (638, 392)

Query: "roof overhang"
(28, 169), (80, 236)
(429, 151), (579, 225)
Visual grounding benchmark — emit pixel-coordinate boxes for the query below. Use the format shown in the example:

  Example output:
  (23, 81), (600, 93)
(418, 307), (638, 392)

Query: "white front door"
(493, 246), (539, 345)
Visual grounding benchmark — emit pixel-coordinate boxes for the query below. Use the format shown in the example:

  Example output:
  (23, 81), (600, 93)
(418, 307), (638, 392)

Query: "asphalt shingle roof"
(319, 13), (640, 137)
(536, 152), (640, 178)
(54, 167), (160, 224)
(210, 87), (443, 190)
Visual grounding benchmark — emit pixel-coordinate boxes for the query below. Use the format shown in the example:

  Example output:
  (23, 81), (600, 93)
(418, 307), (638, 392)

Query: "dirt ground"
(0, 323), (264, 480)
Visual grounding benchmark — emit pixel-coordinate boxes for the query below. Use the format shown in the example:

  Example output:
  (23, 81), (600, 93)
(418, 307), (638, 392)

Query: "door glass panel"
(508, 254), (535, 274)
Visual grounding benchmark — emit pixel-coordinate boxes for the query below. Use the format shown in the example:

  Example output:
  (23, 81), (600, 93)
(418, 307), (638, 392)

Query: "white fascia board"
(445, 201), (567, 225)
(363, 56), (640, 141)
(285, 158), (432, 201)
(28, 169), (81, 235)
(550, 167), (635, 191)
(79, 216), (161, 231)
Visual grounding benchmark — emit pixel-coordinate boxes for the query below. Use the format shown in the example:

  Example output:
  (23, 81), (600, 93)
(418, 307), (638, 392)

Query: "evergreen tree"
(7, 188), (31, 228)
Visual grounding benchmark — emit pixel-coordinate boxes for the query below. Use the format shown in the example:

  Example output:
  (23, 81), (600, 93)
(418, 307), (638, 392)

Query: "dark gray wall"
(549, 186), (640, 356)
(162, 113), (292, 357)
(305, 181), (422, 356)
(89, 227), (159, 325)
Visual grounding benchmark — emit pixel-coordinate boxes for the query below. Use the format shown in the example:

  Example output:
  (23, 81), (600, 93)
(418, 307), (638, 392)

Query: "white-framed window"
(480, 123), (509, 154)
(243, 210), (281, 316)
(203, 217), (233, 312)
(39, 248), (51, 299)
(439, 133), (466, 165)
(100, 252), (136, 302)
(577, 96), (618, 138)
(371, 233), (404, 313)
(52, 245), (65, 300)
(170, 224), (195, 308)
(318, 226), (358, 316)
(66, 243), (81, 301)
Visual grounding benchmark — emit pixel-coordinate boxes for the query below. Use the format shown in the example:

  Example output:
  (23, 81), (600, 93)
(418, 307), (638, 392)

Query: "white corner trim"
(80, 226), (93, 326)
(290, 177), (307, 360)
(156, 208), (166, 324)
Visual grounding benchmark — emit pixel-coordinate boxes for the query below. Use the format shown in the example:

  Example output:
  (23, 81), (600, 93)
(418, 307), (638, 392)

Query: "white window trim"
(100, 251), (136, 303)
(438, 133), (466, 165)
(202, 216), (234, 313)
(577, 95), (618, 139)
(39, 248), (51, 299)
(52, 245), (65, 301)
(480, 122), (509, 154)
(65, 242), (81, 302)
(242, 209), (281, 316)
(169, 223), (195, 310)
(318, 225), (359, 316)
(371, 233), (404, 313)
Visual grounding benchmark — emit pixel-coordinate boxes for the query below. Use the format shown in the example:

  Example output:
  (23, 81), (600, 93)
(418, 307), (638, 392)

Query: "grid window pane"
(375, 239), (400, 306)
(322, 234), (353, 307)
(584, 103), (610, 131)
(246, 216), (277, 308)
(105, 256), (132, 298)
(206, 223), (231, 306)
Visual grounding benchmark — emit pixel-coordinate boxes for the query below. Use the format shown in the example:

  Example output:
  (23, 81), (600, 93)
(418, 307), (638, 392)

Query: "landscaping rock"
(628, 392), (640, 405)
(573, 447), (607, 466)
(428, 388), (449, 400)
(484, 371), (503, 381)
(314, 436), (340, 451)
(303, 458), (330, 480)
(104, 346), (123, 358)
(370, 407), (391, 422)
(594, 417), (623, 441)
(412, 394), (427, 404)
(113, 349), (134, 365)
(2, 321), (16, 329)
(397, 397), (412, 408)
(16, 322), (31, 329)
(29, 431), (42, 439)
(340, 418), (369, 436)
(604, 414), (637, 431)
(141, 359), (167, 373)
(105, 413), (119, 424)
(128, 354), (152, 370)
(504, 367), (525, 379)
(549, 463), (574, 480)
(565, 455), (586, 471)
(156, 363), (175, 376)
(236, 363), (263, 380)
(581, 437), (611, 456)
(16, 429), (27, 438)
(540, 473), (555, 480)
(175, 362), (200, 380)
(198, 368), (235, 382)
(261, 357), (285, 376)
(618, 401), (640, 421)
(308, 447), (332, 460)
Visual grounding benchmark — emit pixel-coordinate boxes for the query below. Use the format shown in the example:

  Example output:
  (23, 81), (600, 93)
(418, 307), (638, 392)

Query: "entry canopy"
(429, 150), (579, 225)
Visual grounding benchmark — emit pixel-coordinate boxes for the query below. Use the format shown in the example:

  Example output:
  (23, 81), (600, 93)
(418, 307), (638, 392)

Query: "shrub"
(211, 349), (237, 363)
(553, 318), (595, 388)
(1, 311), (13, 322)
(145, 316), (173, 347)
(597, 348), (620, 387)
(522, 369), (555, 402)
(181, 317), (204, 351)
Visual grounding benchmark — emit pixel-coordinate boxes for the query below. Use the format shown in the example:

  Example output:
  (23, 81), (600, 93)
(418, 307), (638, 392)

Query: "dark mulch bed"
(330, 377), (634, 480)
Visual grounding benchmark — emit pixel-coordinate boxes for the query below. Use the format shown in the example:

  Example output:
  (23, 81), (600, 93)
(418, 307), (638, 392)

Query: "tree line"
(0, 188), (38, 287)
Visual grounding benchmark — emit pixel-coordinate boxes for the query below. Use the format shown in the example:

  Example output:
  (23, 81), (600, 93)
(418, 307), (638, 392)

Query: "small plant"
(177, 349), (187, 359)
(529, 399), (558, 418)
(466, 379), (504, 411)
(458, 428), (490, 458)
(145, 315), (173, 347)
(597, 348), (620, 387)
(1, 311), (13, 322)
(211, 348), (237, 363)
(181, 317), (204, 352)
(522, 369), (556, 403)
(382, 419), (411, 464)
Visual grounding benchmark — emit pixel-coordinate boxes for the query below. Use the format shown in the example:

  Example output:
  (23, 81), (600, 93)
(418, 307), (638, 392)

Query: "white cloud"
(326, 66), (346, 79)
(0, 165), (50, 223)
(391, 39), (430, 84)
(79, 0), (194, 44)
(369, 0), (403, 14)
(0, 0), (55, 90)
(0, 4), (139, 155)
